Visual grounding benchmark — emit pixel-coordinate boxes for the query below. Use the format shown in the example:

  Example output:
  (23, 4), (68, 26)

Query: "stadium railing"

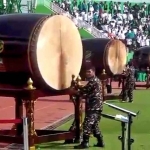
(43, 0), (108, 38)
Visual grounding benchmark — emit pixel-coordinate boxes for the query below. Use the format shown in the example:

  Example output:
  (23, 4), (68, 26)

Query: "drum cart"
(0, 77), (82, 149)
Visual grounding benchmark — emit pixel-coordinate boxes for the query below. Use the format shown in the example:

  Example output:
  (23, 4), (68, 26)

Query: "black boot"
(64, 139), (74, 144)
(129, 100), (133, 103)
(94, 134), (105, 147)
(74, 135), (89, 149)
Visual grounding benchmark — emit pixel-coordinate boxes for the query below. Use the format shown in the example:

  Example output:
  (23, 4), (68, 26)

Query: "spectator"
(53, 0), (150, 49)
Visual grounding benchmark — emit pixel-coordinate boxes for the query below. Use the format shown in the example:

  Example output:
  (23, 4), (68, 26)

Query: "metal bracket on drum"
(64, 75), (84, 144)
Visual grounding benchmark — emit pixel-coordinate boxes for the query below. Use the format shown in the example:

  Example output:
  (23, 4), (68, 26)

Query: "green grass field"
(37, 90), (150, 150)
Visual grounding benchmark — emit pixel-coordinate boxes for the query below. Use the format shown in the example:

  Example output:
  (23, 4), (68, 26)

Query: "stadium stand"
(52, 0), (150, 47)
(50, 0), (150, 81)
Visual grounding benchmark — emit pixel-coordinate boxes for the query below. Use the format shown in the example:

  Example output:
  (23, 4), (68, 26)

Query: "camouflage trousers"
(146, 76), (150, 88)
(82, 111), (102, 137)
(123, 82), (135, 102)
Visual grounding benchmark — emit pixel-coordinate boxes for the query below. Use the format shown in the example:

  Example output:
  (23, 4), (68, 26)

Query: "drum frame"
(0, 78), (81, 149)
(0, 72), (126, 149)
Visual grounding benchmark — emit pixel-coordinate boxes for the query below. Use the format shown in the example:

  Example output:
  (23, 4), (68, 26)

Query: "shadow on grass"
(37, 142), (75, 149)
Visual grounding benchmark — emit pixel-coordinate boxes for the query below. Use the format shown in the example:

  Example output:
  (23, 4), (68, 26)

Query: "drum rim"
(104, 39), (127, 75)
(27, 15), (56, 91)
(103, 39), (113, 75)
(27, 15), (83, 92)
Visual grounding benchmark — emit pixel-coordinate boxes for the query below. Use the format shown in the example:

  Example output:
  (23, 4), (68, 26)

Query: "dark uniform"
(74, 76), (104, 149)
(123, 66), (135, 102)
(146, 68), (150, 88)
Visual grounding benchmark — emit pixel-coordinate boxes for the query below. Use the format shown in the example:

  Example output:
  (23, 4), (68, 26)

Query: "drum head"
(105, 40), (127, 74)
(30, 15), (83, 90)
(136, 46), (150, 67)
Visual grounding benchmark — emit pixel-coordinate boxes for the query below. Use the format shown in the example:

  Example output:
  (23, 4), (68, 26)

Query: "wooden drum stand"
(0, 77), (83, 149)
(101, 69), (125, 101)
(0, 70), (126, 149)
(64, 75), (84, 144)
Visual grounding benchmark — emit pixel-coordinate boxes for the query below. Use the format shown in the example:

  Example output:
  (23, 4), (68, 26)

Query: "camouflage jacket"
(79, 76), (103, 111)
(126, 66), (135, 83)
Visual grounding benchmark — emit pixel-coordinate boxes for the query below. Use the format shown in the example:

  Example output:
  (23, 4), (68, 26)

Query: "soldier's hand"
(69, 88), (78, 95)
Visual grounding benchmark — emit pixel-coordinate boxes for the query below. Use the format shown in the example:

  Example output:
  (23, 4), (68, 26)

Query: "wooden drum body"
(0, 14), (83, 93)
(133, 46), (150, 68)
(81, 38), (127, 77)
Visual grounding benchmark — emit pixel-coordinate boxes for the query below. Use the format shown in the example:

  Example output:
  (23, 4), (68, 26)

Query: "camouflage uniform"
(74, 76), (104, 149)
(146, 69), (150, 88)
(123, 66), (135, 102)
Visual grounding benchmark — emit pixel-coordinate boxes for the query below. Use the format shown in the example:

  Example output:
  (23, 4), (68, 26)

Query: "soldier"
(122, 61), (135, 103)
(146, 67), (150, 89)
(71, 66), (104, 149)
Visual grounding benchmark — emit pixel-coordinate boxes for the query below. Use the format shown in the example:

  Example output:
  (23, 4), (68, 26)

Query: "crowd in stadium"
(53, 0), (150, 49)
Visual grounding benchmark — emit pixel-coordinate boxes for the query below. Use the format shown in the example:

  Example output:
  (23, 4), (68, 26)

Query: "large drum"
(0, 14), (83, 92)
(81, 38), (127, 77)
(133, 46), (150, 68)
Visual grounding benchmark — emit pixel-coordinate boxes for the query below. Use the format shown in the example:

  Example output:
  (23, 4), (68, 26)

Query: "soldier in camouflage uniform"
(73, 66), (104, 149)
(146, 67), (150, 89)
(122, 62), (135, 103)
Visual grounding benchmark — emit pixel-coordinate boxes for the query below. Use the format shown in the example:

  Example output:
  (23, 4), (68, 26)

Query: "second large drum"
(81, 38), (127, 76)
(133, 46), (150, 68)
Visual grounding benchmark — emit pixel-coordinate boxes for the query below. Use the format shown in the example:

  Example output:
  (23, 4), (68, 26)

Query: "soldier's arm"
(99, 81), (103, 100)
(78, 80), (96, 95)
(125, 68), (130, 77)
